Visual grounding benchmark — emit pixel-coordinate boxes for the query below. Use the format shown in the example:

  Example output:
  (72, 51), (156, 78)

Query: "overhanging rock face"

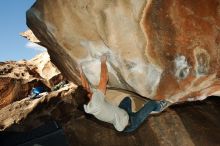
(27, 0), (220, 103)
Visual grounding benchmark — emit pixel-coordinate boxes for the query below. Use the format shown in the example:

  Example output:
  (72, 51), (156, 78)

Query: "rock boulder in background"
(0, 52), (63, 109)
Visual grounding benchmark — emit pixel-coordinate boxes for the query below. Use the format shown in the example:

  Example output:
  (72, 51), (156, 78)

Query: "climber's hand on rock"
(100, 54), (107, 63)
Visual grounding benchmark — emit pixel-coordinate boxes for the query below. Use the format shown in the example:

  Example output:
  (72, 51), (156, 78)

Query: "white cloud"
(25, 42), (47, 52)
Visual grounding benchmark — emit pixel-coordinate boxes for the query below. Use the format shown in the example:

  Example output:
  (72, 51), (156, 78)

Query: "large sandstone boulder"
(27, 0), (220, 103)
(0, 52), (63, 109)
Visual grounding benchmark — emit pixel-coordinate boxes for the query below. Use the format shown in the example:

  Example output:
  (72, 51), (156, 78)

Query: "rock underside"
(27, 0), (220, 103)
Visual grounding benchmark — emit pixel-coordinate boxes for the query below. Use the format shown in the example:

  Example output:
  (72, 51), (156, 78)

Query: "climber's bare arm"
(79, 66), (92, 99)
(98, 55), (109, 95)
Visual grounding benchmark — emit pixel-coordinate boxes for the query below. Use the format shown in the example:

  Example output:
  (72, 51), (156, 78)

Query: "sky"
(0, 0), (46, 61)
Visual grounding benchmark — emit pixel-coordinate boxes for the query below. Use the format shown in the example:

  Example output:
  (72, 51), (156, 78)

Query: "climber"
(76, 54), (171, 133)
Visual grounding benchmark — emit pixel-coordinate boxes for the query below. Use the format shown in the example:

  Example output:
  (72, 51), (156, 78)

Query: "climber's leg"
(123, 100), (160, 133)
(119, 97), (132, 114)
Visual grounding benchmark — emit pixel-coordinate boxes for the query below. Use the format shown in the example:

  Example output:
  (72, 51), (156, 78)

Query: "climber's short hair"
(73, 85), (90, 111)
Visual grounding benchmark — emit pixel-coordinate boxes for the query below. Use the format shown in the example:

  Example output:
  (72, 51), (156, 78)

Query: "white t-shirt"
(84, 89), (129, 131)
